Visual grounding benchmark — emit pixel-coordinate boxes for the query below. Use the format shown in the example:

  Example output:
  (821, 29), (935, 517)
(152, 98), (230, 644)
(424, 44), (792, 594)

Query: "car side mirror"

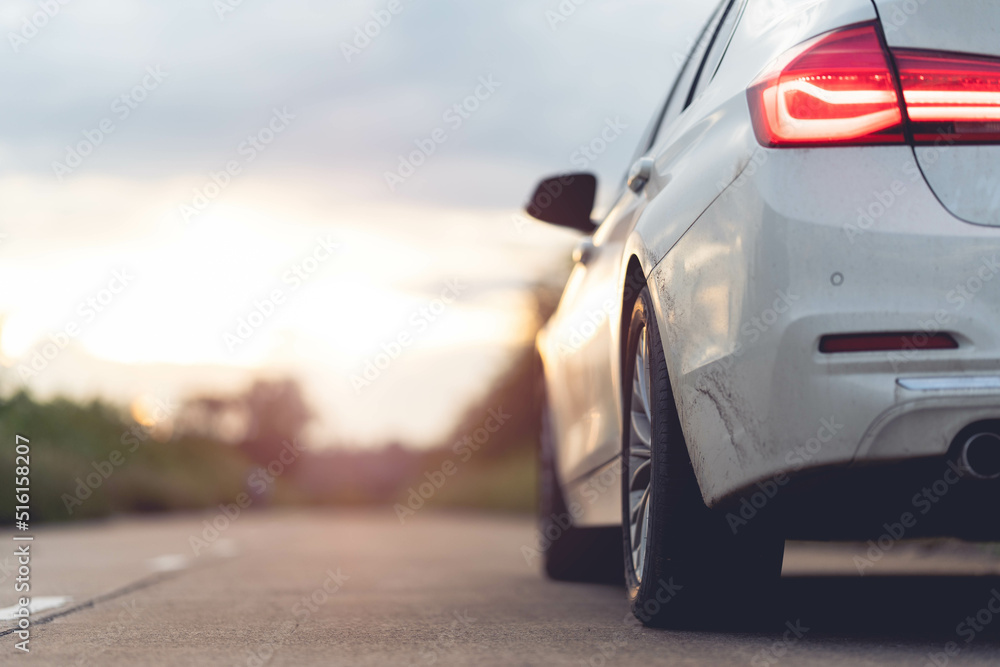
(524, 173), (597, 234)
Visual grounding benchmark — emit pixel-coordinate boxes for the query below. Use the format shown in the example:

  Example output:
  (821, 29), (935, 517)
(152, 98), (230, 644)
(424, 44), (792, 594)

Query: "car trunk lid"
(875, 0), (1000, 226)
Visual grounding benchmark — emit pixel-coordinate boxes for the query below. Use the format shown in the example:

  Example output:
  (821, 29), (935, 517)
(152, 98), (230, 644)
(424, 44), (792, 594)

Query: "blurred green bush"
(0, 391), (252, 524)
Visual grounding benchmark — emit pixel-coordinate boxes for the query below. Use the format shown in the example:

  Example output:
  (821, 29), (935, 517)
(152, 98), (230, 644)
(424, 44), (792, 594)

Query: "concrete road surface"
(3, 511), (1000, 666)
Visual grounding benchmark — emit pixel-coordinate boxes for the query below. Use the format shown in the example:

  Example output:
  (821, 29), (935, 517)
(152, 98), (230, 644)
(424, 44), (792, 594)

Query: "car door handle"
(573, 238), (595, 265)
(627, 157), (655, 193)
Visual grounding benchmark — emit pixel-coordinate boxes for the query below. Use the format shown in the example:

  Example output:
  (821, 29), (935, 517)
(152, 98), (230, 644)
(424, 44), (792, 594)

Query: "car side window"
(662, 2), (728, 123)
(625, 0), (729, 172)
(688, 0), (744, 104)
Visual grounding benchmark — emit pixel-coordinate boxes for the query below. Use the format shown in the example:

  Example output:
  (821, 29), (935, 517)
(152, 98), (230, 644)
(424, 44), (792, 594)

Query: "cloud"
(1, 0), (711, 209)
(0, 0), (716, 446)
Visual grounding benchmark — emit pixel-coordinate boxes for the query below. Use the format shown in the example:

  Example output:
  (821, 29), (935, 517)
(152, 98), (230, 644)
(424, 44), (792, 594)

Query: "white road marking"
(147, 554), (190, 572)
(0, 596), (73, 620)
(211, 538), (239, 558)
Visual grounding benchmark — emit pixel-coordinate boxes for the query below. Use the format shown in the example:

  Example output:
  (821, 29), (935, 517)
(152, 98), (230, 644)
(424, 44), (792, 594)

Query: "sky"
(0, 0), (711, 448)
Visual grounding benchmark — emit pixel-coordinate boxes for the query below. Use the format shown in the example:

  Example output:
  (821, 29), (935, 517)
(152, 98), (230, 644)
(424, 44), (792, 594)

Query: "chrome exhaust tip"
(959, 432), (1000, 481)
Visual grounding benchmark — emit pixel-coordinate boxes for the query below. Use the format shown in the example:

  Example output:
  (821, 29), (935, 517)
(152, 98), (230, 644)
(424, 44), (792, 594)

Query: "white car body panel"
(875, 0), (1000, 227)
(539, 190), (646, 486)
(873, 0), (1000, 58)
(914, 146), (1000, 227)
(652, 145), (1000, 505)
(640, 0), (880, 263)
(537, 0), (1000, 528)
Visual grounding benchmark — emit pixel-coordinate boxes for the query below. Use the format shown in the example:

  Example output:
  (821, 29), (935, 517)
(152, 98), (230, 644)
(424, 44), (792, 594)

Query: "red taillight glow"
(819, 332), (958, 354)
(747, 25), (904, 147)
(748, 23), (1000, 147)
(895, 50), (1000, 143)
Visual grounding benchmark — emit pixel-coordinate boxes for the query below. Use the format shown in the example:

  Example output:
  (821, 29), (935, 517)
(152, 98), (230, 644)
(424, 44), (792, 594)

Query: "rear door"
(548, 1), (733, 485)
(874, 0), (1000, 226)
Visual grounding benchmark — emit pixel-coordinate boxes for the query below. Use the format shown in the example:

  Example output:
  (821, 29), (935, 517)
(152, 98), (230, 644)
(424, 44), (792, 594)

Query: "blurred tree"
(176, 378), (312, 469)
(438, 286), (557, 457)
(177, 395), (246, 443)
(237, 379), (311, 469)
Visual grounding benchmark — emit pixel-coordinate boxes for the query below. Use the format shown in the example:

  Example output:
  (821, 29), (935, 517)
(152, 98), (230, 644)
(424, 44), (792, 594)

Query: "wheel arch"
(622, 250), (717, 508)
(619, 255), (649, 375)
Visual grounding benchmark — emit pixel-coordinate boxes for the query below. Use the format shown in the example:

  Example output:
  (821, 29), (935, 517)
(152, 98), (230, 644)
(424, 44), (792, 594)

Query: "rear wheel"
(622, 287), (784, 628)
(539, 394), (622, 583)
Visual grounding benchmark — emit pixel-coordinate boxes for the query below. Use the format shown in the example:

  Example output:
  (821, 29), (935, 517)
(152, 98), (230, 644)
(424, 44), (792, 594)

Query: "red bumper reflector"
(820, 332), (958, 354)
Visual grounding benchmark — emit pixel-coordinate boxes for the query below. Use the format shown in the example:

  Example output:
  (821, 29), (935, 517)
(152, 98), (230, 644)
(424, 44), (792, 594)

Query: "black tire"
(539, 394), (623, 584)
(622, 287), (784, 628)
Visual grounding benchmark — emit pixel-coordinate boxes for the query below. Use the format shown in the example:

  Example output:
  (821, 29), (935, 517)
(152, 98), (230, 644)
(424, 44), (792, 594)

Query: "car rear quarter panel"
(632, 0), (879, 268)
(650, 144), (1000, 506)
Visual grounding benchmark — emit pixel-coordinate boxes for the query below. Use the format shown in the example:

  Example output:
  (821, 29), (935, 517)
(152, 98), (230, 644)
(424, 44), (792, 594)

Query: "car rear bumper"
(742, 454), (1000, 542)
(648, 145), (1000, 507)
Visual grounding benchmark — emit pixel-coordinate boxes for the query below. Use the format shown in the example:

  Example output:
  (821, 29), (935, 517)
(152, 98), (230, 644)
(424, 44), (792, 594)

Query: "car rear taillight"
(747, 25), (904, 147)
(895, 50), (1000, 144)
(748, 23), (1000, 147)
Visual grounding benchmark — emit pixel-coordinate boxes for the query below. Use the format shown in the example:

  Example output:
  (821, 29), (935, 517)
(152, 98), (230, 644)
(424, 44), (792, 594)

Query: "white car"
(529, 0), (1000, 628)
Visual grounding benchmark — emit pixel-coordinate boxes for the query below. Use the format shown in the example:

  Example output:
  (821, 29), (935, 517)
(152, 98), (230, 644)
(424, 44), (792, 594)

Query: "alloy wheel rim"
(628, 326), (653, 582)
